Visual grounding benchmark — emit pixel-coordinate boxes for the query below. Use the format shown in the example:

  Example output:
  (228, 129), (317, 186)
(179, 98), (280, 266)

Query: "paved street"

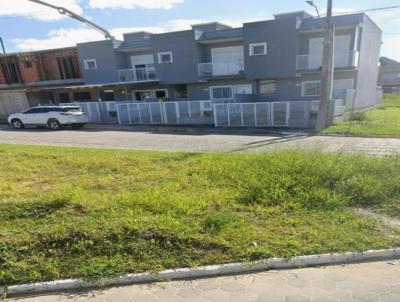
(0, 125), (400, 155)
(8, 260), (400, 302)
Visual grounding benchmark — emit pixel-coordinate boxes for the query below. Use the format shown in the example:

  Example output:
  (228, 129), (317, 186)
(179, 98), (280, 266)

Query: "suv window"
(24, 108), (44, 114)
(62, 107), (82, 112)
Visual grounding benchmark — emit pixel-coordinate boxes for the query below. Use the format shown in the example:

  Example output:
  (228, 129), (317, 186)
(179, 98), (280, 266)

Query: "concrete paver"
(7, 260), (400, 302)
(0, 125), (399, 155)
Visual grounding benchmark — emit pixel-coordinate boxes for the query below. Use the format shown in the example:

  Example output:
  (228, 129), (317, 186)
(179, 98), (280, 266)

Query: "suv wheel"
(48, 119), (61, 130)
(11, 119), (24, 129)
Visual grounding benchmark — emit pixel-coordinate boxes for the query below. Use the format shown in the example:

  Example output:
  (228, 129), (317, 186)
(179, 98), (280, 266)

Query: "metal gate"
(116, 100), (213, 125)
(214, 102), (290, 127)
(117, 102), (164, 125)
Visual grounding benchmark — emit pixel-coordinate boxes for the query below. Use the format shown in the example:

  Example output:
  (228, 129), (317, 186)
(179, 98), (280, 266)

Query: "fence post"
(213, 103), (218, 127)
(227, 103), (231, 127)
(128, 104), (132, 124)
(117, 104), (121, 125)
(254, 103), (257, 127)
(149, 103), (153, 124)
(137, 103), (142, 124)
(175, 102), (180, 125)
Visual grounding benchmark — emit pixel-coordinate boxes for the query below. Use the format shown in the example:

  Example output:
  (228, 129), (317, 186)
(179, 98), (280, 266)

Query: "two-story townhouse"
(379, 57), (400, 93)
(59, 11), (383, 127)
(0, 47), (87, 119)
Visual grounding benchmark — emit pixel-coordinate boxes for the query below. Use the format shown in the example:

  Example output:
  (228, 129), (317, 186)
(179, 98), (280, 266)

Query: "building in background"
(379, 57), (400, 94)
(0, 47), (86, 120)
(1, 11), (383, 128)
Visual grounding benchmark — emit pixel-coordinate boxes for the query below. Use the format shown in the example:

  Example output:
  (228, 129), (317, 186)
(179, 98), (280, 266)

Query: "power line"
(329, 5), (400, 15)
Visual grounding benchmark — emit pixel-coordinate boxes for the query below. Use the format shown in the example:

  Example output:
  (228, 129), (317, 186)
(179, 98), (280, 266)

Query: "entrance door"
(308, 37), (323, 69)
(334, 35), (351, 68)
(211, 46), (244, 76)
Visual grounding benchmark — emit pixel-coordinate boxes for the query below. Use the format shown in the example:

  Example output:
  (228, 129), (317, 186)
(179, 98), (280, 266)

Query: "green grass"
(1, 144), (400, 287)
(323, 94), (400, 137)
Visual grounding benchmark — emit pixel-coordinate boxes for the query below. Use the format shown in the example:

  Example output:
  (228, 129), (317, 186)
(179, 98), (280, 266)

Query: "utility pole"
(0, 37), (6, 54)
(315, 0), (335, 131)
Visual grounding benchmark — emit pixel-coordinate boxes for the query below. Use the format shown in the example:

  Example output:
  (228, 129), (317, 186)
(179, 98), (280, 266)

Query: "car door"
(21, 108), (42, 124)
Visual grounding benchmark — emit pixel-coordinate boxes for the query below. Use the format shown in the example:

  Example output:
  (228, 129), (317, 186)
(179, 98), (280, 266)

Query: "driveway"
(8, 260), (400, 302)
(0, 125), (400, 155)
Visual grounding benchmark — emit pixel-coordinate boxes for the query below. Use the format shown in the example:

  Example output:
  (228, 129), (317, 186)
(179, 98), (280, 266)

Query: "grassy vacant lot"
(323, 94), (400, 137)
(1, 144), (400, 287)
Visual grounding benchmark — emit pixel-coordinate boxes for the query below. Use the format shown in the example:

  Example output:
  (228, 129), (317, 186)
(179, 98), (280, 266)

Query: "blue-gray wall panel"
(77, 40), (120, 84)
(354, 15), (382, 109)
(243, 18), (298, 79)
(152, 30), (199, 84)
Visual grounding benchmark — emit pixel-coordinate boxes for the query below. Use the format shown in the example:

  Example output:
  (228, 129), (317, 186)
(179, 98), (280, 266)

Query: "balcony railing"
(118, 66), (156, 82)
(296, 51), (360, 70)
(198, 62), (245, 77)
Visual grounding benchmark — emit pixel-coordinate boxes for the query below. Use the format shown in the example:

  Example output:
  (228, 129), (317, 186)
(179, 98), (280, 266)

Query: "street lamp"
(306, 1), (326, 32)
(306, 1), (321, 17)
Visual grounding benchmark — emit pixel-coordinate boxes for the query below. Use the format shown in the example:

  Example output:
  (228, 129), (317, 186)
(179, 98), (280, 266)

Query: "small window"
(23, 60), (33, 68)
(260, 80), (277, 95)
(155, 89), (168, 101)
(302, 81), (320, 97)
(250, 43), (267, 56)
(158, 52), (173, 64)
(211, 86), (233, 100)
(84, 59), (97, 70)
(174, 84), (188, 99)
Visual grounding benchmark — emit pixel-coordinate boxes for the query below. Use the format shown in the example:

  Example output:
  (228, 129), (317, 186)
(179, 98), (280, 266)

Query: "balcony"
(118, 66), (156, 82)
(296, 51), (360, 70)
(198, 62), (245, 77)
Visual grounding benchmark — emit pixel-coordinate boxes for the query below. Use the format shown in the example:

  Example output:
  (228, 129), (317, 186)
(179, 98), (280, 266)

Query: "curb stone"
(2, 248), (400, 298)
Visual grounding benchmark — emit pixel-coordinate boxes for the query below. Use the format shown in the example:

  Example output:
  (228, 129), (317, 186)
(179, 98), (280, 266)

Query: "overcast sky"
(1, 0), (399, 60)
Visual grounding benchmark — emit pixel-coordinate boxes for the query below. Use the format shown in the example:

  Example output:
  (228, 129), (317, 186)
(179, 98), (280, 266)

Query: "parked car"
(8, 106), (89, 130)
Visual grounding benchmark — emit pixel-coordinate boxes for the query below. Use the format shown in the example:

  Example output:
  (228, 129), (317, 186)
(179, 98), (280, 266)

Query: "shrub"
(347, 111), (367, 122)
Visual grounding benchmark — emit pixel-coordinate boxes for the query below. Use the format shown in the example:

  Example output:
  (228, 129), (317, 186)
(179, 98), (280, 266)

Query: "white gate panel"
(271, 102), (289, 127)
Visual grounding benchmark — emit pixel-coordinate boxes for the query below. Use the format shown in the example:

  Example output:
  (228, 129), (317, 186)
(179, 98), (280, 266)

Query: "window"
(260, 80), (277, 95)
(134, 90), (153, 101)
(1, 61), (22, 84)
(84, 59), (97, 70)
(210, 86), (233, 100)
(155, 89), (168, 101)
(73, 92), (92, 101)
(302, 81), (320, 97)
(24, 108), (42, 114)
(235, 84), (252, 94)
(158, 52), (173, 64)
(174, 84), (188, 99)
(250, 43), (267, 56)
(58, 56), (80, 79)
(23, 60), (33, 68)
(59, 93), (70, 103)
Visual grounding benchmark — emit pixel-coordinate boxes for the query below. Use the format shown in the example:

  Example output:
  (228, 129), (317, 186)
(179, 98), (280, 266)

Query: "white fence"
(116, 100), (214, 125)
(214, 102), (291, 127)
(61, 100), (315, 128)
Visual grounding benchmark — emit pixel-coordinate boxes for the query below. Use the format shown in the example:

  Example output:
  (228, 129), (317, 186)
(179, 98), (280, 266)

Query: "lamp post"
(306, 0), (335, 131)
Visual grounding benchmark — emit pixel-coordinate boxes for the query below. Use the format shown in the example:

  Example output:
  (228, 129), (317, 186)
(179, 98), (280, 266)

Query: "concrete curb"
(3, 248), (400, 297)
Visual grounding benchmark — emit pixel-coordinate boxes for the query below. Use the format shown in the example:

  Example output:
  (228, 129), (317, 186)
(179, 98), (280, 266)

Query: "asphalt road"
(0, 124), (400, 155)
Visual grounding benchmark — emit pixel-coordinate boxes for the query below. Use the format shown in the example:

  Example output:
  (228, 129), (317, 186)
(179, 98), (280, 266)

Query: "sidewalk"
(8, 260), (400, 302)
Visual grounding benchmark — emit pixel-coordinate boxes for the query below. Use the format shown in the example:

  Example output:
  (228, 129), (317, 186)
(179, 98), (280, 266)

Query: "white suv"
(8, 106), (89, 130)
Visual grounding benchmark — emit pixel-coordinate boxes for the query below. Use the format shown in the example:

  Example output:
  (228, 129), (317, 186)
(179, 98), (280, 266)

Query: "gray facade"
(379, 57), (400, 93)
(75, 11), (382, 117)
